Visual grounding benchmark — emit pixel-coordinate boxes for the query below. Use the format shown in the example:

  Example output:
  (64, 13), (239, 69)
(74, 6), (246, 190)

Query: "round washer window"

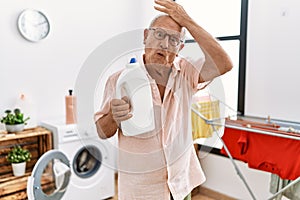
(73, 145), (102, 178)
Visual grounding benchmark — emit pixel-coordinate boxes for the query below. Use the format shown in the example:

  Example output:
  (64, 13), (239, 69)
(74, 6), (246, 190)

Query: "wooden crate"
(0, 127), (53, 199)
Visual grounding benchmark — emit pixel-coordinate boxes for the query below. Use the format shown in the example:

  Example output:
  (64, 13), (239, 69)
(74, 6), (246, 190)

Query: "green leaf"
(5, 110), (11, 114)
(14, 108), (21, 115)
(6, 145), (32, 163)
(1, 108), (29, 125)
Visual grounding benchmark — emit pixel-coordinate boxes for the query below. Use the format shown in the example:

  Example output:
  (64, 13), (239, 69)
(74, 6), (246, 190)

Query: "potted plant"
(6, 145), (32, 176)
(0, 108), (30, 132)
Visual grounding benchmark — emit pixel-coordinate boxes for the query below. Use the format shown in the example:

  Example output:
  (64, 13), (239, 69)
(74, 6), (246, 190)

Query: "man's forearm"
(95, 112), (118, 139)
(184, 19), (233, 81)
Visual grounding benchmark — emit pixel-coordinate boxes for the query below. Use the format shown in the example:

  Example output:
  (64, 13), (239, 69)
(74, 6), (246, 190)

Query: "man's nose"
(160, 35), (169, 49)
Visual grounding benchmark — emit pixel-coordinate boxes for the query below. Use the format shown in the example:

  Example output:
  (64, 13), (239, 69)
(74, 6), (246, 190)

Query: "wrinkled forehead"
(150, 15), (182, 33)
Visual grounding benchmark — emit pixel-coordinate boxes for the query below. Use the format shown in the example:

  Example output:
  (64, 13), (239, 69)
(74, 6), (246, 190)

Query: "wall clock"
(17, 9), (50, 42)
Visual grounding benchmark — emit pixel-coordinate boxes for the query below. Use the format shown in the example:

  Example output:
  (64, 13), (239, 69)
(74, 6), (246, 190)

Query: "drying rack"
(191, 103), (300, 200)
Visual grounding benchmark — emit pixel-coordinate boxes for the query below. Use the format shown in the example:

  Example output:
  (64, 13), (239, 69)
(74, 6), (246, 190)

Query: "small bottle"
(116, 58), (155, 136)
(65, 89), (77, 124)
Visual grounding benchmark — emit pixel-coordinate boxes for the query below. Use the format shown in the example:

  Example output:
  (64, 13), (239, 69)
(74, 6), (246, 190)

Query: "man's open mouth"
(156, 51), (166, 57)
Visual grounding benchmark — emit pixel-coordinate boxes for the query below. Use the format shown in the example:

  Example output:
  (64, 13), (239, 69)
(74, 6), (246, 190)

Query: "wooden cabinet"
(0, 127), (53, 199)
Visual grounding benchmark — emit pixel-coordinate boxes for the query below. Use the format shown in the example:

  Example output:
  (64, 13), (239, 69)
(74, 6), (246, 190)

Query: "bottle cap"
(129, 57), (137, 63)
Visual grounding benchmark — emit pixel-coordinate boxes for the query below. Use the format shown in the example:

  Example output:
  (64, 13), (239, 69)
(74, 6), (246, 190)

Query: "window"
(177, 0), (248, 148)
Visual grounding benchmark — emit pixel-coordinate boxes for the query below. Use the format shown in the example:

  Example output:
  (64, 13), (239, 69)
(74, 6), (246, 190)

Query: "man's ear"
(179, 43), (185, 51)
(143, 29), (149, 44)
(176, 43), (185, 57)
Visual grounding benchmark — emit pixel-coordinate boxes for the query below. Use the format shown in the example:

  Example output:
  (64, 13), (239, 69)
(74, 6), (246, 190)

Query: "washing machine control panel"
(41, 121), (79, 145)
(60, 126), (78, 143)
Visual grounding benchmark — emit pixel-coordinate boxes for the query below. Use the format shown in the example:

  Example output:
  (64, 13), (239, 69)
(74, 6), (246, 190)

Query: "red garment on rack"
(220, 128), (248, 162)
(221, 127), (300, 180)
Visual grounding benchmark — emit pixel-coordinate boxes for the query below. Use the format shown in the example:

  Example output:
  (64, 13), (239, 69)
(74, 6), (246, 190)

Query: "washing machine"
(27, 120), (116, 200)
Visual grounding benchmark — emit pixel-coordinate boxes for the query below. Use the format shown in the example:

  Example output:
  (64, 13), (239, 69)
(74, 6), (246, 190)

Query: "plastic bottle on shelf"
(116, 57), (155, 136)
(65, 89), (77, 124)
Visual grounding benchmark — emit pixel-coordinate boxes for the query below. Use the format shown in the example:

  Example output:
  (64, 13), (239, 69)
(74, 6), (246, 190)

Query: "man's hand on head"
(154, 0), (192, 27)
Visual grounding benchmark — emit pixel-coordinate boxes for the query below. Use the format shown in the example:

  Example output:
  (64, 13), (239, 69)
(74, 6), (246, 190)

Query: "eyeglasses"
(149, 28), (183, 47)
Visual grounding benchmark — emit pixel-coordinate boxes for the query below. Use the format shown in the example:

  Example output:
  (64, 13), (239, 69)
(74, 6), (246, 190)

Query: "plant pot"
(5, 124), (25, 133)
(12, 162), (26, 176)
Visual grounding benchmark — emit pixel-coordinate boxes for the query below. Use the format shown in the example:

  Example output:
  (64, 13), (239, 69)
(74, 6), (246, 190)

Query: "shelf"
(0, 127), (53, 199)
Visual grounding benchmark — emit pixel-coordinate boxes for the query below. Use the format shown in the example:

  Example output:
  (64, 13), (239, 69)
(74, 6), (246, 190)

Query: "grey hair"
(149, 14), (186, 43)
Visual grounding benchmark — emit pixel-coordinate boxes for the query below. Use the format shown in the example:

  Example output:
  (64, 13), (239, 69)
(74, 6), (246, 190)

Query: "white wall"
(199, 153), (273, 200)
(0, 0), (148, 128)
(245, 0), (300, 123)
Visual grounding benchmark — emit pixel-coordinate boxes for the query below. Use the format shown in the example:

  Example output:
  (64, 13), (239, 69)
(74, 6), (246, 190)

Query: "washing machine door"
(27, 150), (71, 200)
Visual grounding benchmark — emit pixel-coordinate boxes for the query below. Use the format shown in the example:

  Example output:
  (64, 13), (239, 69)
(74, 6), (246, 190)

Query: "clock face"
(18, 9), (50, 42)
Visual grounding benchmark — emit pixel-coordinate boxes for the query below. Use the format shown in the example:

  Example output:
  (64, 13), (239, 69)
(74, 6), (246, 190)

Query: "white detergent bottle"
(116, 57), (155, 136)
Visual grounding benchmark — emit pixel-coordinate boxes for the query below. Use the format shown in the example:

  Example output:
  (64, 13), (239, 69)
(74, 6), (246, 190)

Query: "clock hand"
(34, 21), (47, 27)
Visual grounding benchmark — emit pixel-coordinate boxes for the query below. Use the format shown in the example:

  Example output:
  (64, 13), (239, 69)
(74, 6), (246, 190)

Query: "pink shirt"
(95, 56), (206, 200)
